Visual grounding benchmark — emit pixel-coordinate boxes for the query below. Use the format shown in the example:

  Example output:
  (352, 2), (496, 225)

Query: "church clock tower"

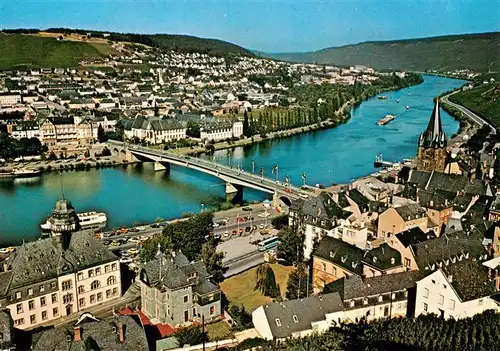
(416, 99), (447, 172)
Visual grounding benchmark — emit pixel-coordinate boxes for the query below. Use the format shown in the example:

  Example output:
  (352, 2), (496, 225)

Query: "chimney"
(429, 200), (434, 207)
(118, 322), (125, 342)
(73, 327), (81, 342)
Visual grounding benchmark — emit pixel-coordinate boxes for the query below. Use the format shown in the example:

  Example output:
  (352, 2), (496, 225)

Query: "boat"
(406, 105), (410, 110)
(396, 99), (400, 103)
(13, 168), (41, 178)
(378, 96), (388, 100)
(377, 114), (396, 126)
(41, 211), (107, 231)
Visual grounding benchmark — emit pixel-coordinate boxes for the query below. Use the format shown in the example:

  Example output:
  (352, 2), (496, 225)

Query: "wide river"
(0, 75), (465, 245)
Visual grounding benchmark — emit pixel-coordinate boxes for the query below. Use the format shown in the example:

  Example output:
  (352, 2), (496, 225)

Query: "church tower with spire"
(416, 99), (448, 172)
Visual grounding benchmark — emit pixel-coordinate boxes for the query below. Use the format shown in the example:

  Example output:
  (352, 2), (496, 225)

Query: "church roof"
(419, 99), (446, 149)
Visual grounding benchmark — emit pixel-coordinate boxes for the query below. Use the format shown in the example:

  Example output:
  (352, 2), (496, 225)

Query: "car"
(150, 224), (160, 228)
(159, 222), (167, 227)
(110, 241), (120, 247)
(214, 233), (221, 240)
(120, 228), (128, 234)
(245, 226), (251, 232)
(129, 228), (139, 233)
(128, 237), (140, 243)
(120, 257), (133, 264)
(258, 212), (270, 218)
(139, 235), (149, 241)
(103, 240), (110, 245)
(119, 250), (130, 257)
(127, 248), (139, 255)
(232, 230), (237, 235)
(253, 225), (257, 230)
(213, 222), (220, 228)
(224, 231), (230, 237)
(238, 217), (246, 223)
(242, 206), (252, 211)
(259, 224), (265, 229)
(238, 228), (244, 234)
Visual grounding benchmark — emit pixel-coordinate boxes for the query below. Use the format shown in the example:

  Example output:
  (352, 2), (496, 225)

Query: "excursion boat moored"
(377, 114), (396, 126)
(41, 211), (107, 232)
(12, 168), (41, 178)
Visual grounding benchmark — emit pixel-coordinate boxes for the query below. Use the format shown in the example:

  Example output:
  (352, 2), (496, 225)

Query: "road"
(441, 91), (496, 134)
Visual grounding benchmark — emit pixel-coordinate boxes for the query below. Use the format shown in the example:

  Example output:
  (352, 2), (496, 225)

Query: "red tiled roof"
(118, 306), (176, 337)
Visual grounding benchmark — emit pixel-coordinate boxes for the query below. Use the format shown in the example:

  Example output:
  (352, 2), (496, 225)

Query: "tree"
(277, 227), (304, 266)
(97, 124), (106, 143)
(200, 242), (226, 283)
(229, 304), (253, 330)
(285, 263), (312, 300)
(175, 326), (207, 347)
(254, 264), (280, 298)
(271, 214), (289, 230)
(186, 121), (201, 138)
(243, 110), (251, 137)
(475, 162), (483, 180)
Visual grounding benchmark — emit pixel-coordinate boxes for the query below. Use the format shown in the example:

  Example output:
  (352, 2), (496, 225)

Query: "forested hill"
(260, 32), (500, 72)
(1, 28), (254, 58)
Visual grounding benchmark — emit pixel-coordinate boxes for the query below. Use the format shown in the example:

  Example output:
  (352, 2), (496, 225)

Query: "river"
(0, 75), (466, 245)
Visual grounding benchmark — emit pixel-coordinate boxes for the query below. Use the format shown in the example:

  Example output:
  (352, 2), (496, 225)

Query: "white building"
(415, 259), (500, 320)
(127, 115), (186, 144)
(0, 94), (22, 107)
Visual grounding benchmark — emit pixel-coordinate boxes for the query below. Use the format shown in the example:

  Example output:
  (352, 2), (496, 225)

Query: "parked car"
(245, 226), (251, 232)
(238, 228), (244, 234)
(242, 206), (252, 211)
(232, 230), (237, 235)
(224, 231), (230, 237)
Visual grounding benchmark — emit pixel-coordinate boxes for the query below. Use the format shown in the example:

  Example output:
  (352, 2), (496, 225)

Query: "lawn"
(205, 320), (233, 341)
(220, 264), (295, 312)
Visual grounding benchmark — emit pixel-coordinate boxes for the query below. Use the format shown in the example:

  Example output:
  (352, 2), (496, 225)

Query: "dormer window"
(363, 297), (369, 305)
(275, 318), (281, 327)
(378, 295), (383, 302)
(349, 300), (355, 307)
(292, 315), (299, 323)
(330, 251), (334, 258)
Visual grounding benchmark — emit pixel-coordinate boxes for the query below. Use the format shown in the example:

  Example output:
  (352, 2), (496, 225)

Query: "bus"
(258, 236), (280, 251)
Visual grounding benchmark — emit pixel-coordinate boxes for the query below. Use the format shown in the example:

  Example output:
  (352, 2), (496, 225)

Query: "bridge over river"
(107, 140), (301, 206)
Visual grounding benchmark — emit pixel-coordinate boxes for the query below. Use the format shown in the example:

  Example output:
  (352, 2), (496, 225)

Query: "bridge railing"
(110, 141), (300, 193)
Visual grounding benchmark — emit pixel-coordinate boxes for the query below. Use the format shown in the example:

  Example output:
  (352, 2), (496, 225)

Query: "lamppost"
(272, 165), (279, 183)
(260, 167), (264, 179)
(201, 203), (205, 213)
(301, 172), (307, 187)
(251, 159), (255, 175)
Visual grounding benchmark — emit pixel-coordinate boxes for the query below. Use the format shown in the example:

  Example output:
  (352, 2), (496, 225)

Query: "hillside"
(44, 28), (254, 57)
(449, 82), (500, 128)
(261, 32), (500, 72)
(0, 33), (107, 69)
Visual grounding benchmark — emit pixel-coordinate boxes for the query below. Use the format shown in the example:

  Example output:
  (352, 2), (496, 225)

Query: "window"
(449, 299), (456, 311)
(438, 294), (444, 306)
(210, 305), (215, 315)
(183, 295), (189, 303)
(107, 276), (116, 286)
(79, 298), (85, 307)
(28, 288), (33, 296)
(51, 293), (57, 304)
(39, 285), (45, 293)
(88, 270), (94, 278)
(431, 280), (436, 284)
(479, 299), (483, 306)
(97, 293), (103, 302)
(106, 289), (111, 298)
(51, 282), (57, 289)
(293, 315), (299, 323)
(90, 295), (96, 304)
(90, 281), (100, 290)
(63, 293), (73, 304)
(15, 292), (21, 299)
(322, 263), (326, 271)
(30, 315), (36, 324)
(53, 308), (59, 317)
(28, 300), (35, 310)
(112, 288), (118, 296)
(61, 280), (72, 291)
(423, 288), (429, 298)
(95, 268), (101, 275)
(105, 265), (110, 273)
(14, 319), (24, 326)
(40, 297), (46, 307)
(42, 311), (48, 321)
(423, 303), (428, 312)
(78, 285), (85, 294)
(16, 304), (23, 314)
(77, 273), (84, 281)
(275, 318), (282, 327)
(111, 263), (117, 271)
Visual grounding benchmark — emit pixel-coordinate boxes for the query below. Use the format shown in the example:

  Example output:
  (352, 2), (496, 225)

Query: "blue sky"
(1, 0), (499, 52)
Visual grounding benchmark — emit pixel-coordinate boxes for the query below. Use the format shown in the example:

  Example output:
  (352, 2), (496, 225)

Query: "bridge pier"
(226, 183), (243, 204)
(154, 161), (170, 172)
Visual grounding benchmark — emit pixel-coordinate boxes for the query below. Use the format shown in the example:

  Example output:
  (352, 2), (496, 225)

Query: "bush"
(175, 326), (207, 347)
(271, 214), (289, 230)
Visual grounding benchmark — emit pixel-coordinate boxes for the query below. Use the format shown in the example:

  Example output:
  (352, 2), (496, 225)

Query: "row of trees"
(140, 212), (226, 282)
(0, 133), (47, 160)
(233, 311), (500, 351)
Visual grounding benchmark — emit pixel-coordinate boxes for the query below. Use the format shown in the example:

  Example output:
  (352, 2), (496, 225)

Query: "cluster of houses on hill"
(252, 102), (500, 340)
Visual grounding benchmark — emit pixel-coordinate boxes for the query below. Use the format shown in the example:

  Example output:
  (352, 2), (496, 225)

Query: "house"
(416, 189), (453, 236)
(289, 192), (348, 259)
(377, 203), (428, 239)
(0, 228), (121, 330)
(31, 315), (149, 350)
(39, 117), (79, 151)
(0, 94), (22, 107)
(489, 195), (500, 222)
(493, 224), (500, 257)
(127, 115), (186, 144)
(387, 227), (436, 271)
(312, 237), (364, 292)
(324, 271), (422, 323)
(415, 260), (500, 319)
(361, 243), (404, 278)
(252, 293), (344, 340)
(138, 249), (221, 327)
(10, 120), (40, 139)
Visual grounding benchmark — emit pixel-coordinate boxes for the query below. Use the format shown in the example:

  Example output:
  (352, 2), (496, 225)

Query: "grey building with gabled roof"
(138, 249), (221, 327)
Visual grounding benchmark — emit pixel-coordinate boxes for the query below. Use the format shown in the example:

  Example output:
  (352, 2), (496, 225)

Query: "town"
(0, 19), (499, 351)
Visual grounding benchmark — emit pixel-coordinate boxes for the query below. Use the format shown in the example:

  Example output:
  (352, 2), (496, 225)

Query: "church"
(416, 99), (447, 172)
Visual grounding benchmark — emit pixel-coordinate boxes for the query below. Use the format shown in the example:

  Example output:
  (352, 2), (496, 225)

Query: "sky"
(1, 0), (499, 52)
